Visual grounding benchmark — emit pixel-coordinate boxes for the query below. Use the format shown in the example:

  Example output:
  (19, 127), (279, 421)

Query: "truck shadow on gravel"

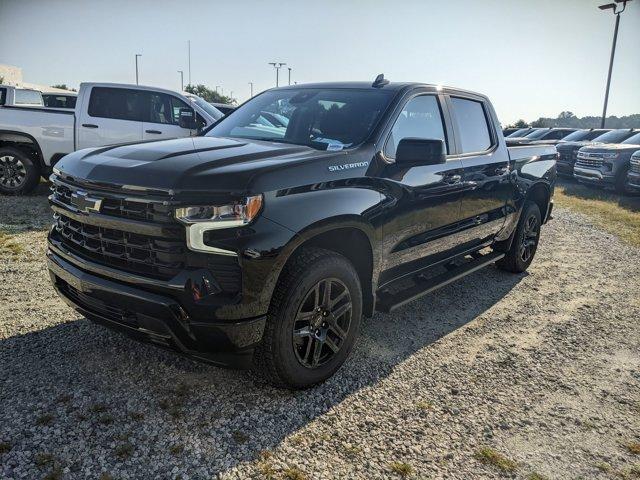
(0, 265), (525, 476)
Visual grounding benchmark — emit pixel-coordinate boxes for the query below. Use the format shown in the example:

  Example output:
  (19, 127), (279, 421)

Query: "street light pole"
(215, 86), (220, 93)
(178, 70), (184, 91)
(248, 82), (254, 98)
(288, 67), (292, 86)
(187, 40), (191, 86)
(268, 62), (286, 87)
(135, 54), (141, 85)
(598, 0), (631, 128)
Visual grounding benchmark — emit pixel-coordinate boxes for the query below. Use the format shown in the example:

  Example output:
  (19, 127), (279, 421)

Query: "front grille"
(54, 213), (186, 279)
(557, 150), (574, 163)
(631, 157), (640, 174)
(51, 183), (174, 223)
(576, 154), (604, 169)
(58, 279), (137, 325)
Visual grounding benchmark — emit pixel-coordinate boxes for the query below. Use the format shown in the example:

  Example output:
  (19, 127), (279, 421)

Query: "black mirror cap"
(178, 108), (197, 130)
(395, 138), (446, 166)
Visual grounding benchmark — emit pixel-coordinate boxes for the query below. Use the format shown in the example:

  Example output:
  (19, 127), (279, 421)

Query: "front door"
(142, 92), (194, 141)
(377, 94), (467, 286)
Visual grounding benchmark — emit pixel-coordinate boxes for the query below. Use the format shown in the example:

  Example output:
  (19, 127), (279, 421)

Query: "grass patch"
(43, 466), (63, 480)
(475, 447), (518, 472)
(282, 466), (307, 480)
(35, 452), (54, 467)
(416, 400), (433, 411)
(98, 414), (114, 425)
(35, 413), (54, 426)
(89, 403), (108, 414)
(342, 444), (362, 457)
(0, 441), (11, 454)
(554, 180), (640, 247)
(0, 230), (23, 256)
(528, 473), (548, 480)
(114, 442), (134, 459)
(390, 461), (414, 477)
(99, 474), (114, 480)
(232, 431), (249, 444)
(596, 462), (612, 472)
(169, 443), (184, 455)
(130, 411), (144, 421)
(627, 442), (640, 455)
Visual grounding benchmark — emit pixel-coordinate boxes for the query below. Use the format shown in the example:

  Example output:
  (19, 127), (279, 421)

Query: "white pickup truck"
(0, 82), (223, 194)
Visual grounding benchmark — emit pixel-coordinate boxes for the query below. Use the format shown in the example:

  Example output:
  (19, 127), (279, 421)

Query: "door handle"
(82, 124), (98, 128)
(145, 129), (162, 134)
(443, 174), (462, 184)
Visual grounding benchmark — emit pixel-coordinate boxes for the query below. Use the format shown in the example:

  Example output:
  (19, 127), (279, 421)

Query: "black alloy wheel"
(519, 213), (539, 263)
(292, 278), (352, 369)
(0, 154), (27, 189)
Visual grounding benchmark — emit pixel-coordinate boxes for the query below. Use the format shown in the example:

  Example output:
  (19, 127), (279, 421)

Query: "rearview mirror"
(178, 108), (197, 130)
(395, 138), (446, 166)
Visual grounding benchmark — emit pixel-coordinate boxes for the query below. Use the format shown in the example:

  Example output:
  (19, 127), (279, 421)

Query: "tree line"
(507, 111), (640, 129)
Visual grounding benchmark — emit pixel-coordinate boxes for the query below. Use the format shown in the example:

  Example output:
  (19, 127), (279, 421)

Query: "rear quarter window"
(88, 87), (148, 122)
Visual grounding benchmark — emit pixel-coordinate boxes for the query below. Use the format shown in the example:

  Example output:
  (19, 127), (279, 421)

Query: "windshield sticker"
(328, 161), (369, 172)
(326, 143), (344, 151)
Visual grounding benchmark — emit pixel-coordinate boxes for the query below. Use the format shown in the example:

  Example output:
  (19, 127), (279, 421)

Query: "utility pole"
(597, 0), (632, 128)
(248, 81), (254, 98)
(178, 70), (184, 91)
(268, 62), (286, 87)
(187, 40), (191, 86)
(230, 91), (233, 103)
(215, 85), (220, 93)
(288, 67), (292, 86)
(135, 54), (141, 85)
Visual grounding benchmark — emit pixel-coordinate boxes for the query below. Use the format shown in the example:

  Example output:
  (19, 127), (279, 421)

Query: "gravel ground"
(1, 188), (639, 480)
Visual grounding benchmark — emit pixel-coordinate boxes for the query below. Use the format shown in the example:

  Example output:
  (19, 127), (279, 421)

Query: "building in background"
(0, 64), (73, 93)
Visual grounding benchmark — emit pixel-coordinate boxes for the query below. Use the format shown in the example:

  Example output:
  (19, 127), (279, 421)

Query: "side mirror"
(395, 138), (446, 166)
(178, 108), (197, 130)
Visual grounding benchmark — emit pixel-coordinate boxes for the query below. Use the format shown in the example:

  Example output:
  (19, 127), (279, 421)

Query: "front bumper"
(556, 160), (575, 176)
(573, 166), (615, 186)
(48, 249), (266, 368)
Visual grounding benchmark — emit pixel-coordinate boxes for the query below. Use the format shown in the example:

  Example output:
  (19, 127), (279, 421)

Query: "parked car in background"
(556, 128), (635, 176)
(506, 127), (578, 146)
(47, 79), (556, 388)
(42, 92), (77, 109)
(506, 127), (537, 138)
(0, 83), (223, 194)
(627, 150), (640, 193)
(210, 102), (236, 115)
(574, 130), (640, 194)
(0, 85), (44, 106)
(503, 127), (523, 136)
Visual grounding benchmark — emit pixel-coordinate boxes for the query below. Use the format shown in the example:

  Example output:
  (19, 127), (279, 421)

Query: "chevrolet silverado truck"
(574, 130), (640, 194)
(0, 83), (223, 195)
(47, 77), (556, 389)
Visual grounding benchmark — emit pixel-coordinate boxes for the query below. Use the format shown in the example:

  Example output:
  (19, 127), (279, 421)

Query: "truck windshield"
(621, 132), (640, 145)
(561, 130), (601, 142)
(525, 129), (551, 139)
(206, 88), (395, 150)
(593, 129), (635, 144)
(188, 95), (224, 121)
(507, 128), (531, 137)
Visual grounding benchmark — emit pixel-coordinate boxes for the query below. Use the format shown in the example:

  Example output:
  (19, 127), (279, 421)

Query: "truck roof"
(78, 82), (185, 97)
(276, 81), (490, 100)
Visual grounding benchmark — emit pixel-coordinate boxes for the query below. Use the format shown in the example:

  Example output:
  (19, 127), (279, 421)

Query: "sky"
(0, 0), (638, 125)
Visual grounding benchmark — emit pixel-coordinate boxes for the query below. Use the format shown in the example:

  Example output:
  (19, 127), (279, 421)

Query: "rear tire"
(253, 248), (362, 389)
(496, 202), (542, 273)
(0, 147), (41, 195)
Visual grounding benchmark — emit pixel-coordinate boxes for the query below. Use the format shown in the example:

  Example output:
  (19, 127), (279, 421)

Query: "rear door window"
(14, 89), (43, 106)
(88, 87), (148, 121)
(450, 97), (492, 153)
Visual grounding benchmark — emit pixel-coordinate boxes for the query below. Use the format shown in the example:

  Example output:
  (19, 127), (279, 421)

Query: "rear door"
(142, 92), (194, 141)
(77, 86), (144, 149)
(377, 92), (467, 285)
(448, 95), (513, 248)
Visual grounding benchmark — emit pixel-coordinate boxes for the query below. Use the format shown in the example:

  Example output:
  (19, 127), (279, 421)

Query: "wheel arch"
(276, 218), (377, 317)
(0, 130), (45, 169)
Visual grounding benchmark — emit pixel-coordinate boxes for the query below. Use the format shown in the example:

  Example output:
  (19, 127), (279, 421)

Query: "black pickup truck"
(47, 77), (556, 389)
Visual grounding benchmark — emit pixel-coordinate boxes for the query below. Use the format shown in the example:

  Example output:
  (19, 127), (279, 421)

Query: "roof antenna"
(372, 73), (389, 88)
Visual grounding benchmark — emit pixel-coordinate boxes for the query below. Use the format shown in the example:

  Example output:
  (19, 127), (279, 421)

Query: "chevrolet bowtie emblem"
(70, 191), (102, 214)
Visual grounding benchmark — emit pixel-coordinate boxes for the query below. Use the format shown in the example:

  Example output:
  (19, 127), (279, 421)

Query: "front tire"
(0, 147), (41, 195)
(497, 201), (542, 273)
(253, 248), (362, 389)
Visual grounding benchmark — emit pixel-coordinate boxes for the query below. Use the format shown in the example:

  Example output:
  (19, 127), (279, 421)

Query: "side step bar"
(376, 251), (505, 313)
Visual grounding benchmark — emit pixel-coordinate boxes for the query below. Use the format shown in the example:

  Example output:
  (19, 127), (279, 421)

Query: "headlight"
(601, 153), (619, 159)
(176, 195), (263, 254)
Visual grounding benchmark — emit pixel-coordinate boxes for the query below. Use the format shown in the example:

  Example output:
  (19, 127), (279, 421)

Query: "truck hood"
(579, 143), (640, 154)
(54, 136), (346, 195)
